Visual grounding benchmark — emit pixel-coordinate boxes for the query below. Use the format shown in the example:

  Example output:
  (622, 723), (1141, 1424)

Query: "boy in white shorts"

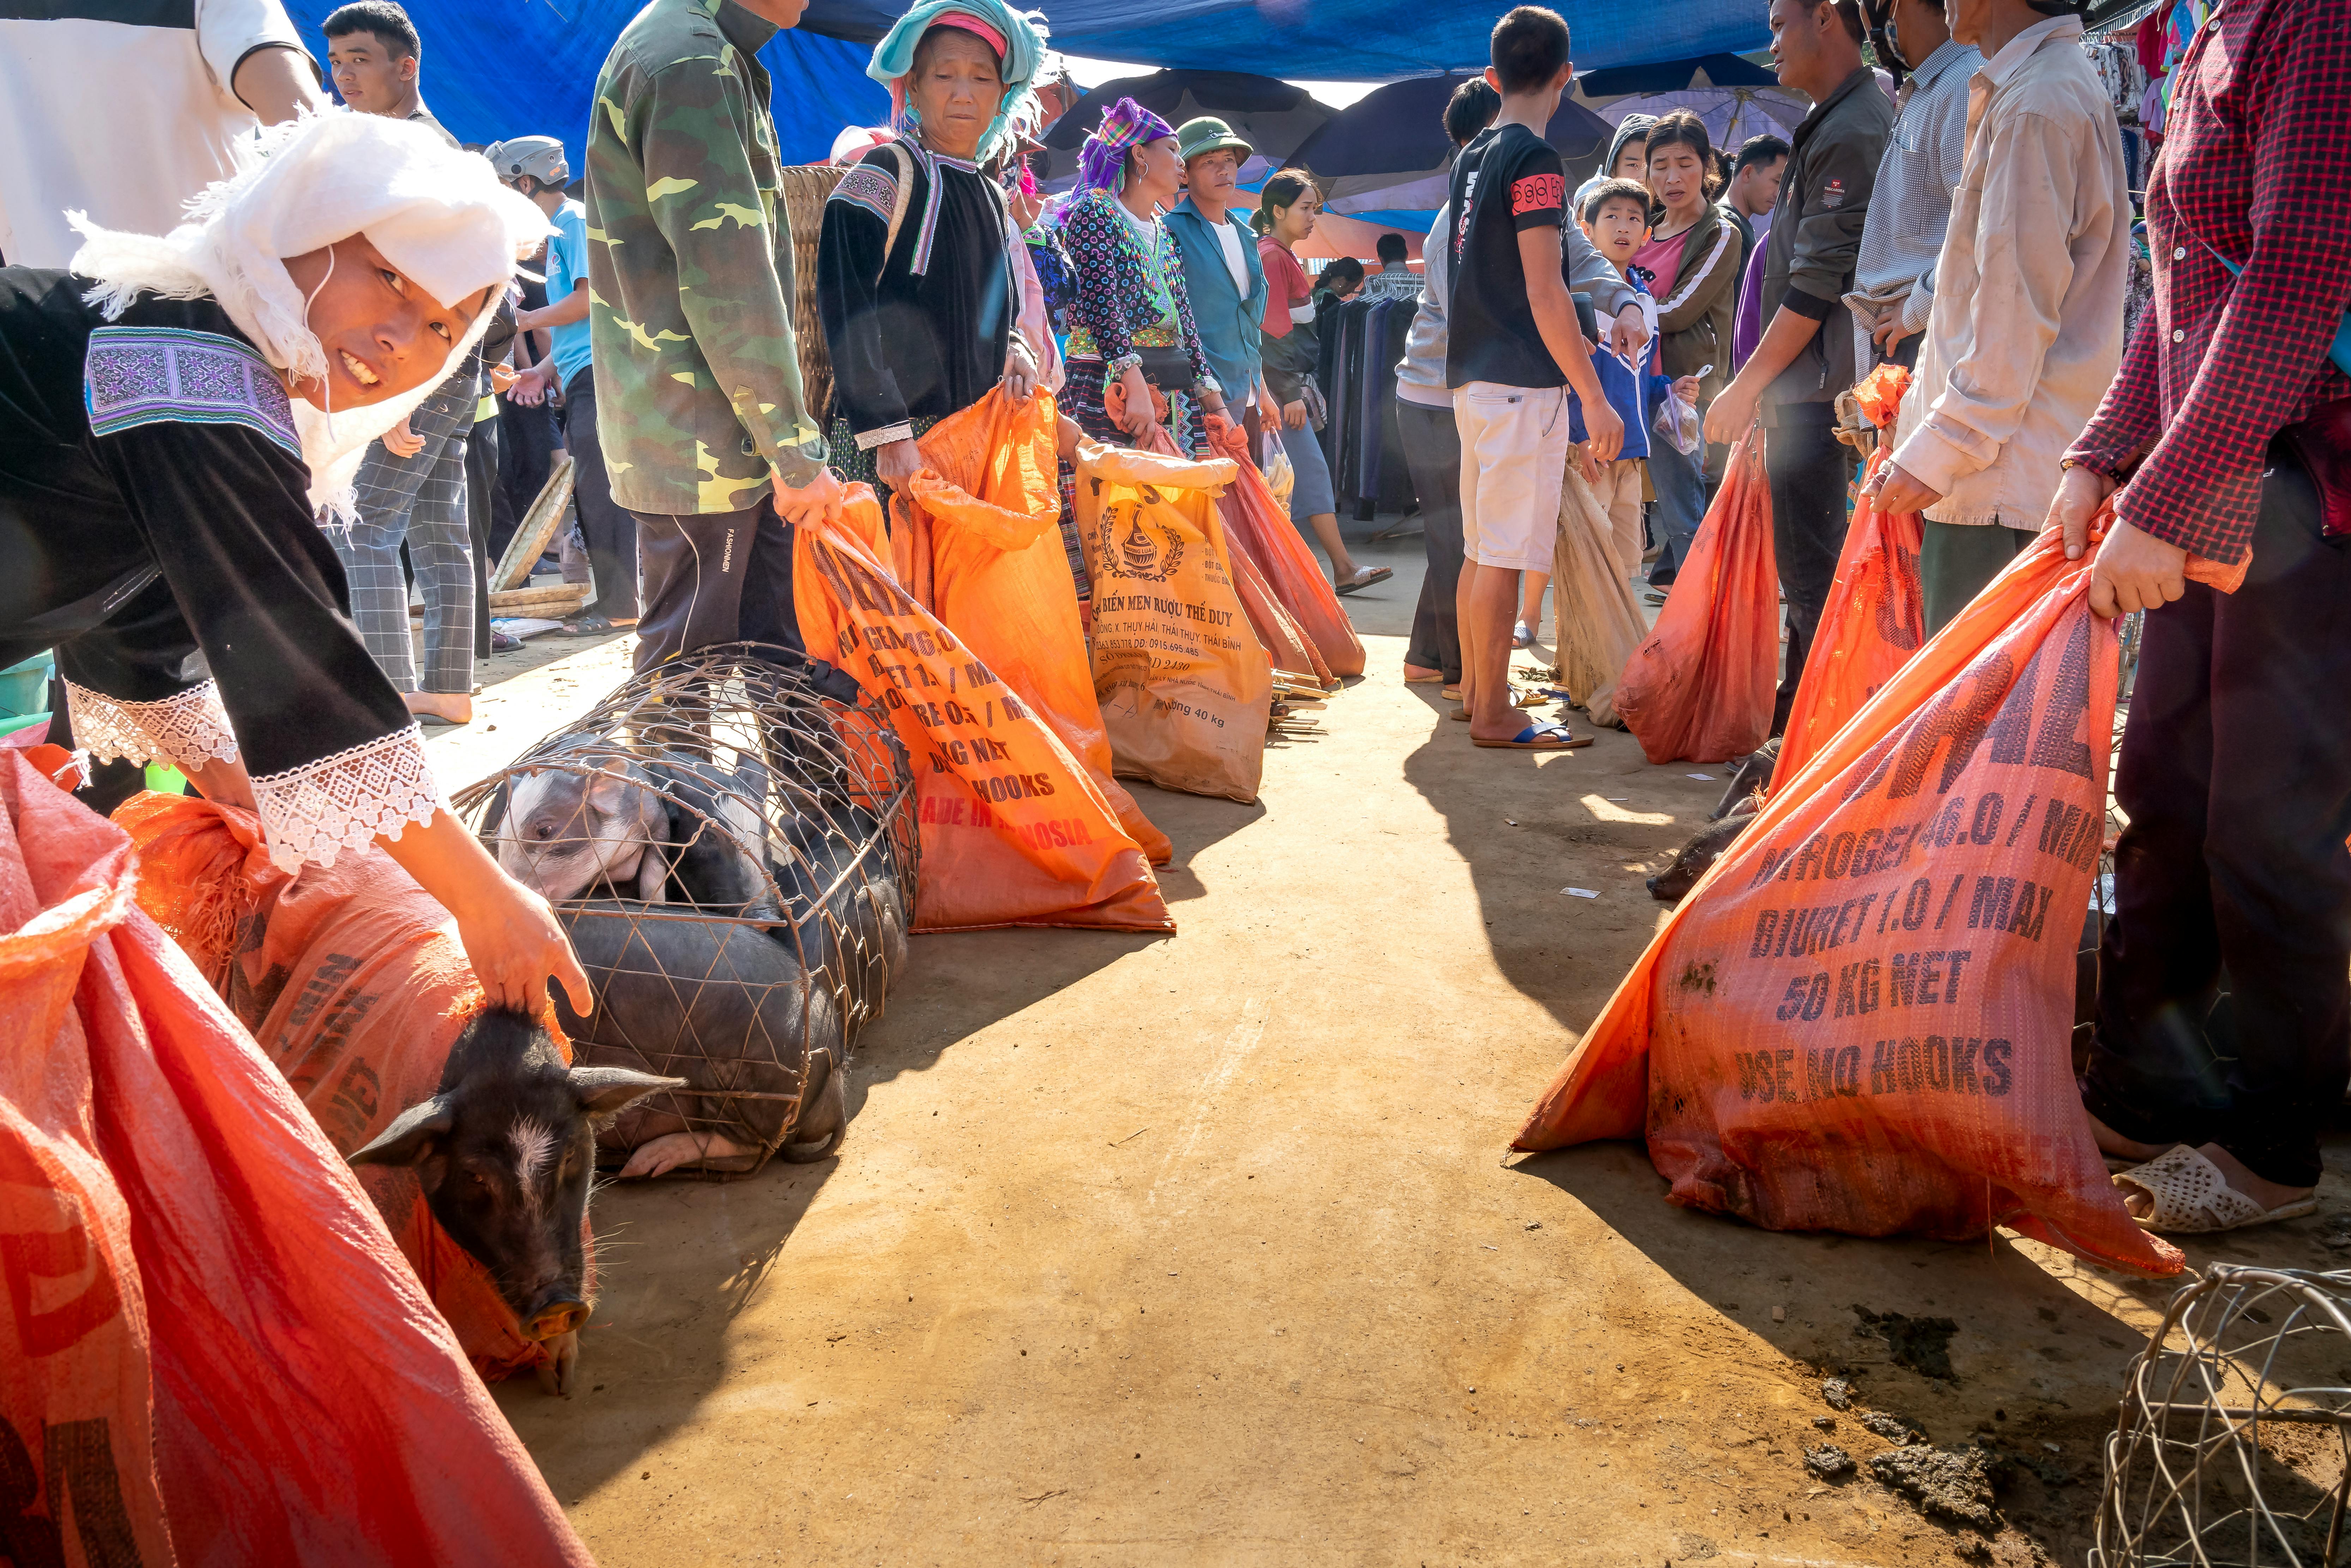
(1446, 5), (1627, 749)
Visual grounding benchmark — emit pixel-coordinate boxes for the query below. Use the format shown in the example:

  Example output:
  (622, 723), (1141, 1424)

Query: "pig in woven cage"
(456, 645), (918, 1178)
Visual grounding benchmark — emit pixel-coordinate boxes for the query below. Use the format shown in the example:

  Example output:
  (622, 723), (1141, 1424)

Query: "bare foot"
(1404, 664), (1444, 682)
(618, 1128), (752, 1179)
(402, 691), (473, 724)
(2115, 1141), (2313, 1221)
(2087, 1113), (2177, 1165)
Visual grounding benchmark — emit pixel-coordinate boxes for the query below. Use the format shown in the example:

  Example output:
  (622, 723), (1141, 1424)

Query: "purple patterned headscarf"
(1074, 97), (1175, 199)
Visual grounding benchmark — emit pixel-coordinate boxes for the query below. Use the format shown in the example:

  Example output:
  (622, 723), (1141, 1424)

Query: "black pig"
(348, 1008), (681, 1394)
(1648, 800), (1761, 902)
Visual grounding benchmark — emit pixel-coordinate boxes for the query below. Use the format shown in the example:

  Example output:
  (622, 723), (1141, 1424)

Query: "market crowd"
(0, 0), (2344, 1234)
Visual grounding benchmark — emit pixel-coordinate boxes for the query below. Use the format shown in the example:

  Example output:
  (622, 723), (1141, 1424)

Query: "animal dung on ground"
(458, 644), (917, 1178)
(1803, 1445), (1855, 1480)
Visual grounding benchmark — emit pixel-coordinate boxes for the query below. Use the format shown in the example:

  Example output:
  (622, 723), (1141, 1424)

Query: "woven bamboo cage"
(453, 645), (917, 1176)
(781, 164), (846, 430)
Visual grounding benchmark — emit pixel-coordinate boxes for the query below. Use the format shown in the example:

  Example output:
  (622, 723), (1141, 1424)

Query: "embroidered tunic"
(816, 141), (1015, 461)
(1053, 187), (1219, 451)
(0, 269), (441, 871)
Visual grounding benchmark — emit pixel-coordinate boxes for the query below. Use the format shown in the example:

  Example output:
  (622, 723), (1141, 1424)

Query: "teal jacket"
(1164, 196), (1268, 405)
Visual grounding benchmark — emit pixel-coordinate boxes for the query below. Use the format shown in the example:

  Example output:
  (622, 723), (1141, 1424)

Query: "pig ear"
(571, 1066), (688, 1119)
(348, 1095), (457, 1168)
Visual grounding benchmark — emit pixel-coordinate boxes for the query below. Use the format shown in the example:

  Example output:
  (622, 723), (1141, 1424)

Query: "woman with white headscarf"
(0, 110), (589, 1015)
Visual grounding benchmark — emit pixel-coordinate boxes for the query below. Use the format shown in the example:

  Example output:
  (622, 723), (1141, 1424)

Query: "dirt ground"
(430, 530), (2351, 1567)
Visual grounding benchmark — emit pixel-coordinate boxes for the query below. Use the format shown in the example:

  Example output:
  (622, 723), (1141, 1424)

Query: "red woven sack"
(0, 755), (590, 1567)
(1775, 440), (1927, 791)
(1514, 524), (2243, 1278)
(1614, 430), (1779, 764)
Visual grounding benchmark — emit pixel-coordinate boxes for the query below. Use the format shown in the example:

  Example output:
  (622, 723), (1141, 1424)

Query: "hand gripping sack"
(1550, 461), (1650, 730)
(0, 756), (591, 1567)
(1513, 527), (2239, 1278)
(1201, 417), (1366, 679)
(114, 793), (586, 1382)
(1774, 443), (1927, 789)
(1072, 438), (1275, 802)
(797, 485), (1173, 932)
(1614, 430), (1779, 764)
(1776, 381), (1926, 790)
(893, 388), (1173, 866)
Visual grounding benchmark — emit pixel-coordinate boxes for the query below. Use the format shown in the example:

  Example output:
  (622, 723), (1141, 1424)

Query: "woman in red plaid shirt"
(2049, 0), (2351, 1234)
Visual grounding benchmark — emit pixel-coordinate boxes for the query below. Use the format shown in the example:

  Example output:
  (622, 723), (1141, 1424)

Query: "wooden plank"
(489, 582), (591, 616)
(490, 453), (576, 593)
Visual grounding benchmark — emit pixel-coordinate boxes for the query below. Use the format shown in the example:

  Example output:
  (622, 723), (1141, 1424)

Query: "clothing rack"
(1315, 296), (1417, 521)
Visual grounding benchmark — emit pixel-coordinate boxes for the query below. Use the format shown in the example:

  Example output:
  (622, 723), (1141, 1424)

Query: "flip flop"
(1473, 721), (1589, 751)
(1335, 566), (1394, 595)
(2110, 1145), (2318, 1234)
(560, 614), (628, 637)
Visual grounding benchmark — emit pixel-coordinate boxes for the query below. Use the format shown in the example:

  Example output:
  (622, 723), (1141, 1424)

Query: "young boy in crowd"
(1575, 177), (1698, 582)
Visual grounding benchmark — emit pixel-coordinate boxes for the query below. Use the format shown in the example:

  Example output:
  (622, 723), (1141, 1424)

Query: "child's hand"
(1673, 375), (1701, 407)
(1574, 445), (1603, 485)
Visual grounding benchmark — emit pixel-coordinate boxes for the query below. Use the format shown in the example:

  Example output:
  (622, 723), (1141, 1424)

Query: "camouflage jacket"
(583, 0), (827, 514)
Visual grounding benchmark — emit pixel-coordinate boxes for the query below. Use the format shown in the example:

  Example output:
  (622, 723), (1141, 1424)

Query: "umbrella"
(1286, 74), (1613, 205)
(1038, 69), (1336, 190)
(1574, 52), (1807, 156)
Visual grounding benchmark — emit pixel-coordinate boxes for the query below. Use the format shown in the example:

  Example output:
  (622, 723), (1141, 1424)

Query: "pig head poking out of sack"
(117, 794), (678, 1391)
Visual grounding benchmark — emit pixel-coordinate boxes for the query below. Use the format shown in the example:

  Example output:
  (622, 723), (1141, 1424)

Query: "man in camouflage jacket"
(585, 0), (835, 671)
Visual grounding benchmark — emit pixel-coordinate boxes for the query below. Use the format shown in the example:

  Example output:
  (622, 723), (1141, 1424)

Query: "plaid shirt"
(2065, 0), (2351, 562)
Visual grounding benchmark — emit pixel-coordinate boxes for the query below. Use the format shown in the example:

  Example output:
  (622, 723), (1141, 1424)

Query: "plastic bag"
(117, 793), (580, 1384)
(796, 485), (1174, 932)
(894, 388), (1172, 866)
(1201, 418), (1367, 679)
(1072, 439), (1274, 802)
(1550, 461), (1649, 730)
(1774, 441), (1926, 790)
(1614, 430), (1779, 764)
(0, 755), (591, 1567)
(1512, 522), (2254, 1277)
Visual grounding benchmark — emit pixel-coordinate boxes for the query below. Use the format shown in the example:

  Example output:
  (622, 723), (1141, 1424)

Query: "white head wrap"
(66, 111), (551, 523)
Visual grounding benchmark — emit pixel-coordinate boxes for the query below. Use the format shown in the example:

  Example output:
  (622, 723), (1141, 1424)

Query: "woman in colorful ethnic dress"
(817, 0), (1052, 508)
(0, 112), (589, 1013)
(1053, 98), (1227, 454)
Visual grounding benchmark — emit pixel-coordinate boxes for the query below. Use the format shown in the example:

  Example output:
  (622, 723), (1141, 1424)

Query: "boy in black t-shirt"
(1445, 6), (1624, 751)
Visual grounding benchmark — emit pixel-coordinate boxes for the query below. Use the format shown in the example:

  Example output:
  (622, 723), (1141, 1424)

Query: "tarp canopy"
(280, 0), (1770, 176)
(1038, 70), (1335, 189)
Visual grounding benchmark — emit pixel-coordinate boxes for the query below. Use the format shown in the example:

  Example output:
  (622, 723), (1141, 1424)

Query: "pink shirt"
(1633, 227), (1691, 302)
(1259, 238), (1310, 339)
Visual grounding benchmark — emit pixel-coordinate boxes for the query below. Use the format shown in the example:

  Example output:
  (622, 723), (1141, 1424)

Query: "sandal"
(1335, 566), (1393, 595)
(560, 614), (627, 637)
(2110, 1145), (2318, 1234)
(1473, 721), (1590, 751)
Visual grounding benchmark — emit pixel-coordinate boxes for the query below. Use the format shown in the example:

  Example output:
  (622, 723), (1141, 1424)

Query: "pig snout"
(521, 1289), (591, 1342)
(1648, 810), (1757, 902)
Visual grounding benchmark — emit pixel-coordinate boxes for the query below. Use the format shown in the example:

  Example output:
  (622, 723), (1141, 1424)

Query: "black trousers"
(630, 493), (800, 675)
(2081, 447), (2351, 1188)
(497, 396), (559, 558)
(564, 371), (640, 622)
(464, 412), (500, 658)
(1764, 402), (1854, 730)
(1396, 399), (1465, 683)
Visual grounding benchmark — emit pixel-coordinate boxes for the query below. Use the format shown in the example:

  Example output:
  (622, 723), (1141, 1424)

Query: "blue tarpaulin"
(281, 0), (1767, 176)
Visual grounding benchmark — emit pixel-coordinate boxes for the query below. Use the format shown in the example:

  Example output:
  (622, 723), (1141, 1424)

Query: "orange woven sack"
(1615, 430), (1779, 764)
(1513, 522), (2257, 1277)
(797, 485), (1173, 932)
(116, 792), (582, 1384)
(0, 756), (590, 1567)
(1201, 417), (1367, 679)
(893, 388), (1172, 866)
(1072, 438), (1274, 802)
(1775, 442), (1926, 789)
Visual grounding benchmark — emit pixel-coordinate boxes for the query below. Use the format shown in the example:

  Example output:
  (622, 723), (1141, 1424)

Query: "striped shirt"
(1850, 38), (1981, 341)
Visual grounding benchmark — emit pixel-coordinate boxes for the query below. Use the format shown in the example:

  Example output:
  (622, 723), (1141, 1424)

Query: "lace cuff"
(65, 679), (241, 769)
(250, 726), (445, 873)
(1104, 352), (1143, 379)
(854, 421), (915, 451)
